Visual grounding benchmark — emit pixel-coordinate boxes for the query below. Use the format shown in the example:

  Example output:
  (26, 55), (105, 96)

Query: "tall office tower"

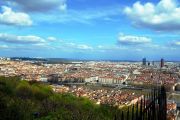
(152, 61), (155, 66)
(142, 58), (146, 66)
(160, 58), (164, 68)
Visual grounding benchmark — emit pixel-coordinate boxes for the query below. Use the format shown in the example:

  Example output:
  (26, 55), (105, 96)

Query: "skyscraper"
(160, 58), (164, 68)
(142, 58), (146, 66)
(152, 61), (155, 66)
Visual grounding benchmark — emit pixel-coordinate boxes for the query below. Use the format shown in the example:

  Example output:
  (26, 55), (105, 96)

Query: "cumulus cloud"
(77, 44), (93, 50)
(0, 33), (46, 44)
(124, 0), (180, 31)
(0, 45), (8, 49)
(0, 6), (32, 26)
(118, 33), (152, 45)
(170, 40), (180, 46)
(8, 0), (67, 12)
(34, 5), (121, 24)
(47, 37), (57, 41)
(65, 42), (93, 50)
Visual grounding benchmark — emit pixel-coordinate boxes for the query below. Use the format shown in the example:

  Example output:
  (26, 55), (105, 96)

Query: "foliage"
(0, 76), (122, 120)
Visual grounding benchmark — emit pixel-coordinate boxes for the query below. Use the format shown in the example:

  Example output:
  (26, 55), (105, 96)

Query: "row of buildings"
(51, 85), (143, 108)
(0, 60), (129, 85)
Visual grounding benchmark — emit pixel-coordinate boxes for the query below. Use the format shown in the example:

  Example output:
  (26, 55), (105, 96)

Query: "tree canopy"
(0, 76), (123, 120)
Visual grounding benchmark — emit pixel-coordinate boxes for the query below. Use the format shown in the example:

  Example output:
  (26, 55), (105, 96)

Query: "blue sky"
(0, 0), (180, 60)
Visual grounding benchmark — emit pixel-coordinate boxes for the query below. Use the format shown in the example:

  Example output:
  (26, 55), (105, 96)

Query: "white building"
(85, 76), (98, 83)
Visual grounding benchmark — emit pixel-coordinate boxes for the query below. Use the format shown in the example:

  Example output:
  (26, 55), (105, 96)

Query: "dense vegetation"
(0, 76), (123, 120)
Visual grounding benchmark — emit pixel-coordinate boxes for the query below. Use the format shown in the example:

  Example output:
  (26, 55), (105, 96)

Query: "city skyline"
(0, 0), (180, 60)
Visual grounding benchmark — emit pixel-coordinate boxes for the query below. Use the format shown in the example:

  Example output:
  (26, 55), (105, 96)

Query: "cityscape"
(0, 0), (180, 120)
(0, 57), (180, 119)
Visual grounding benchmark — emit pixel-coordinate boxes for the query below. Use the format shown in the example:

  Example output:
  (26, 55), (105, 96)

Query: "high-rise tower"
(142, 58), (146, 66)
(160, 58), (164, 68)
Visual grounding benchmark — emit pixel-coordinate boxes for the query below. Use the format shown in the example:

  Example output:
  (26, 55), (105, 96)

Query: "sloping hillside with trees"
(0, 76), (122, 120)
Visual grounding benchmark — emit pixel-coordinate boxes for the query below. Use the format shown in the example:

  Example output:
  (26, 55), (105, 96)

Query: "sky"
(0, 0), (180, 60)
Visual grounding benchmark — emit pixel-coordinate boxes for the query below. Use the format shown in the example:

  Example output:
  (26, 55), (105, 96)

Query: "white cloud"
(77, 44), (93, 50)
(97, 45), (103, 49)
(170, 41), (180, 46)
(124, 0), (180, 31)
(59, 3), (67, 11)
(8, 0), (67, 12)
(0, 6), (32, 26)
(35, 6), (121, 24)
(174, 41), (180, 45)
(0, 45), (8, 49)
(97, 45), (128, 51)
(47, 37), (57, 41)
(118, 33), (152, 45)
(0, 33), (46, 44)
(135, 49), (142, 52)
(54, 41), (95, 53)
(65, 42), (93, 50)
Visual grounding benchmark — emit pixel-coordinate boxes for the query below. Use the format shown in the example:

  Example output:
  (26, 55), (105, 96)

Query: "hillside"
(0, 76), (122, 120)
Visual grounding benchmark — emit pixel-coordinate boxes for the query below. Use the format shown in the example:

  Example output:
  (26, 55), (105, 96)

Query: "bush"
(0, 76), (122, 120)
